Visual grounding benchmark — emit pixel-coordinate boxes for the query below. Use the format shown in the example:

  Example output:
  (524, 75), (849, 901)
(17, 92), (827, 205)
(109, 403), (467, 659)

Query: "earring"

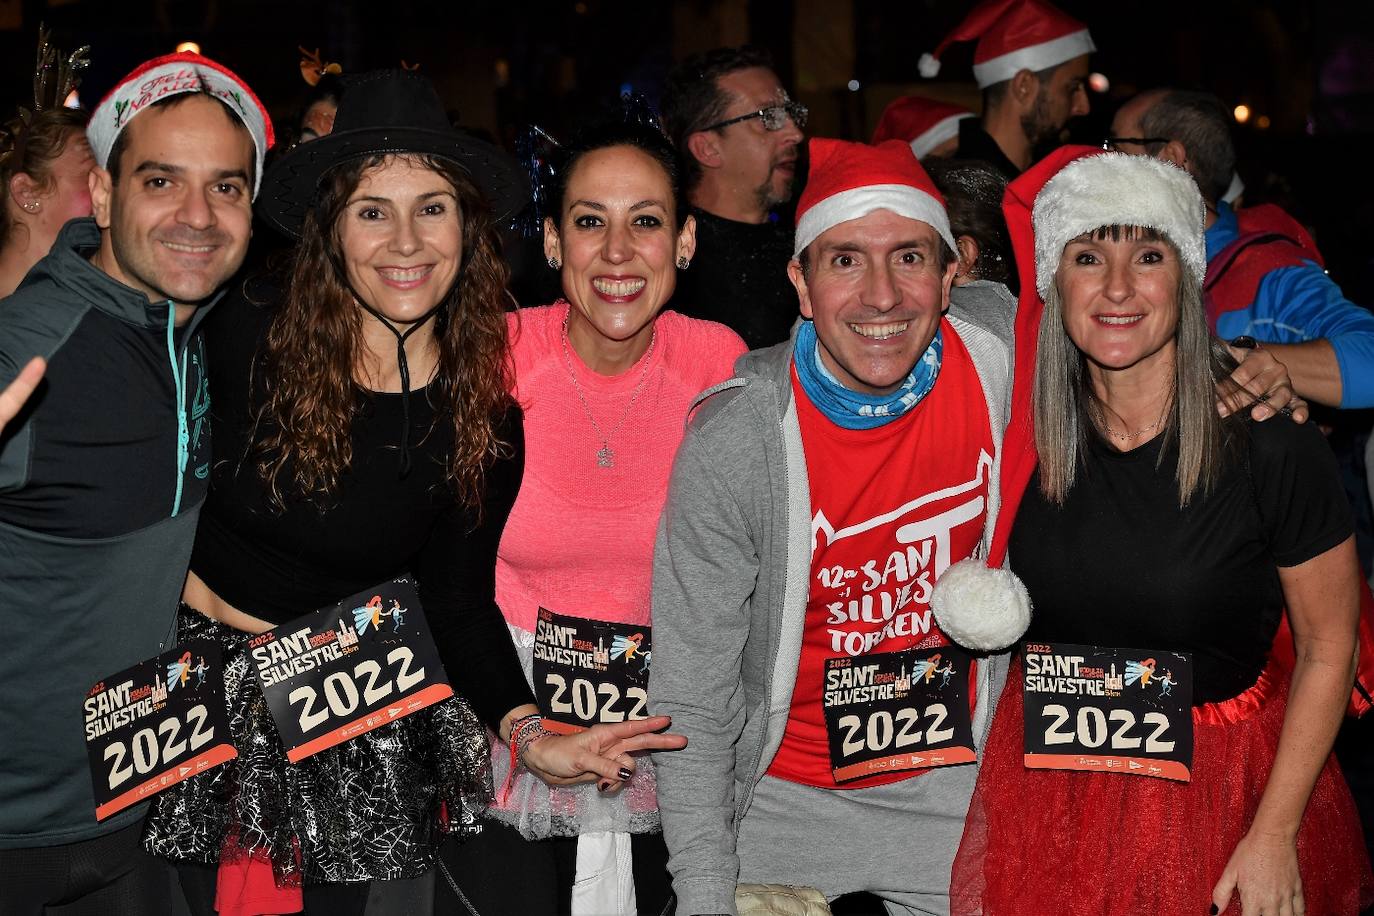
(676, 256), (690, 270)
(547, 257), (560, 270)
(21, 201), (38, 213)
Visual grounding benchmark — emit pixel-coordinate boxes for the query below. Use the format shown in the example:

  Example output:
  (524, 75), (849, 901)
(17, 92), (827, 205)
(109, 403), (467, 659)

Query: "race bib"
(83, 638), (236, 821)
(1022, 642), (1193, 782)
(532, 607), (651, 734)
(252, 578), (452, 762)
(822, 644), (976, 784)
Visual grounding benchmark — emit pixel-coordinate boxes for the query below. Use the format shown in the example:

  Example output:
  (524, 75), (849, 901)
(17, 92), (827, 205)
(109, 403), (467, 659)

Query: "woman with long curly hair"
(143, 70), (683, 916)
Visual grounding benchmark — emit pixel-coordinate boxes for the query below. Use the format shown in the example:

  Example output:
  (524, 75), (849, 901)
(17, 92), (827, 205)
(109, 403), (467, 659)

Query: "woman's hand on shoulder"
(1211, 828), (1304, 915)
(520, 715), (688, 789)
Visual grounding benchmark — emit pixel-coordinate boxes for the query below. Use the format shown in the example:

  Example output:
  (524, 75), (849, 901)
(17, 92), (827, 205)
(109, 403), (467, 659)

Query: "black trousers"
(0, 820), (187, 916)
(437, 820), (673, 916)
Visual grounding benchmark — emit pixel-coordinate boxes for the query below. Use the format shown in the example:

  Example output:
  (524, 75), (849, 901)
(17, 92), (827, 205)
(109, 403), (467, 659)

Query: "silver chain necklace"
(1091, 392), (1171, 443)
(559, 312), (657, 468)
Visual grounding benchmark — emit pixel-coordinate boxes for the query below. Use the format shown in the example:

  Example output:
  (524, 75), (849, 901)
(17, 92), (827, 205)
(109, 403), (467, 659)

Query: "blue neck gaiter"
(793, 320), (942, 430)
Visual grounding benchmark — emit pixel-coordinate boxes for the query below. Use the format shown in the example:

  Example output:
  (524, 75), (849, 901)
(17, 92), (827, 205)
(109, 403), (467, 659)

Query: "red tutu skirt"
(951, 660), (1373, 916)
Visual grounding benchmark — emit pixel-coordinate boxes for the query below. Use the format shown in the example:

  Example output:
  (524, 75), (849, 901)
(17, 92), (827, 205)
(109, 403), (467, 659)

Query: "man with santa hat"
(920, 0), (1095, 177)
(650, 138), (1020, 916)
(0, 51), (269, 913)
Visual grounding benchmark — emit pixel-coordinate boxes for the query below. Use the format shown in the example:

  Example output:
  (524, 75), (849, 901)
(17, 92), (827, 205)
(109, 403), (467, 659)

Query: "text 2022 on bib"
(252, 578), (452, 762)
(533, 607), (651, 734)
(83, 638), (236, 820)
(822, 644), (975, 783)
(1022, 642), (1194, 781)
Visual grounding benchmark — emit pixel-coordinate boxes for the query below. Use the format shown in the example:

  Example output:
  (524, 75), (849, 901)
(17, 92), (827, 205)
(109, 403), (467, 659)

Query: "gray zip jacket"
(650, 282), (1016, 916)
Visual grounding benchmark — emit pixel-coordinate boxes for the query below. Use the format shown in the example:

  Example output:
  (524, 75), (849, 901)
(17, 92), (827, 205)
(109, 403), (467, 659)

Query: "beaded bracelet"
(497, 713), (553, 804)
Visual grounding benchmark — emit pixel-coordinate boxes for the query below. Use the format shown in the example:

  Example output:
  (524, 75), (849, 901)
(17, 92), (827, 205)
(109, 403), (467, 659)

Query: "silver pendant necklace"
(559, 312), (657, 469)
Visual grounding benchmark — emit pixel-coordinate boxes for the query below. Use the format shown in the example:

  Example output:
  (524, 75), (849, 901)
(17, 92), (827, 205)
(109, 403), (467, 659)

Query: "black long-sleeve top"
(190, 278), (534, 729)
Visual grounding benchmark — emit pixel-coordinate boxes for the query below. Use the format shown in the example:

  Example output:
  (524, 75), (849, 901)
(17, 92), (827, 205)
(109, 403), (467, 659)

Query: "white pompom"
(931, 558), (1032, 651)
(918, 53), (942, 79)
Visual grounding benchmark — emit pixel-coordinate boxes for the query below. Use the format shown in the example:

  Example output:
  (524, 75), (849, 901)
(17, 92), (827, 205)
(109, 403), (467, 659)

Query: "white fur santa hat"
(88, 52), (274, 199)
(1030, 152), (1207, 298)
(793, 137), (956, 258)
(919, 0), (1095, 89)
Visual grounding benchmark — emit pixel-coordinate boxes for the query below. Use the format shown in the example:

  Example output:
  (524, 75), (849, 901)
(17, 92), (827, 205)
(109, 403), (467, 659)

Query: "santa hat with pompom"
(919, 0), (1094, 89)
(871, 96), (975, 160)
(930, 145), (1102, 652)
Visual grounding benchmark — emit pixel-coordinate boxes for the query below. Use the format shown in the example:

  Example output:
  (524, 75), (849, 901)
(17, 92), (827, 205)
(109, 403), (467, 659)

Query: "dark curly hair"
(256, 152), (513, 510)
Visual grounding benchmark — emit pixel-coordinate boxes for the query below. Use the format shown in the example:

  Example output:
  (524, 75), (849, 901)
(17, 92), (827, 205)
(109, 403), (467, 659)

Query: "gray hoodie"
(650, 281), (1016, 915)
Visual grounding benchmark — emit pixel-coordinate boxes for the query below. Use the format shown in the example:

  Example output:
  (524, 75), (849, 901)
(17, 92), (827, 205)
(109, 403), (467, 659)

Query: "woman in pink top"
(437, 121), (747, 915)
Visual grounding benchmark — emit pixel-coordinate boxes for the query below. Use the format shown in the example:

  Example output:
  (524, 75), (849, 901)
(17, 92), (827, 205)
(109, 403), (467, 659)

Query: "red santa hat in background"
(871, 96), (975, 159)
(793, 138), (957, 259)
(919, 0), (1095, 89)
(88, 52), (274, 199)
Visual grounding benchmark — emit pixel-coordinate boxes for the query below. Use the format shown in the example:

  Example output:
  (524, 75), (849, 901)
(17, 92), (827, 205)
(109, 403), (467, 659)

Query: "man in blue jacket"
(0, 52), (270, 914)
(1110, 88), (1374, 409)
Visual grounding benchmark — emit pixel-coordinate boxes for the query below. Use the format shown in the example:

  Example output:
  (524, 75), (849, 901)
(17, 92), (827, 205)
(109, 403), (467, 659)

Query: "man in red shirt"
(651, 139), (1016, 915)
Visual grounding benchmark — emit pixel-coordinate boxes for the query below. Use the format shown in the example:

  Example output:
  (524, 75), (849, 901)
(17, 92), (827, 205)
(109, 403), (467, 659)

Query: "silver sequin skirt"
(143, 606), (492, 885)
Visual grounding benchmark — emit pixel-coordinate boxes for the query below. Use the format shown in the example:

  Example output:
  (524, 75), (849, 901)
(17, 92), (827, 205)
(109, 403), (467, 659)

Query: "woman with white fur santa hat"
(937, 148), (1373, 914)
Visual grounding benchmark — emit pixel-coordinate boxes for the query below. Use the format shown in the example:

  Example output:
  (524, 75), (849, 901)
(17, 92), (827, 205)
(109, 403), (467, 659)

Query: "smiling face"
(91, 94), (254, 307)
(712, 67), (803, 211)
(1056, 229), (1181, 379)
(336, 155), (464, 327)
(789, 209), (955, 396)
(545, 144), (695, 359)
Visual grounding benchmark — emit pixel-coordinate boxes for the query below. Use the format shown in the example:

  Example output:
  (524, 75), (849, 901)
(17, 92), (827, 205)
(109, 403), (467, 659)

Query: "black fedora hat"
(259, 69), (528, 238)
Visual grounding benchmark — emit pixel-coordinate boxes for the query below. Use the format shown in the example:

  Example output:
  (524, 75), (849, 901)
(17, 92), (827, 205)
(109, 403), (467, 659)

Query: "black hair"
(1138, 90), (1235, 205)
(981, 63), (1059, 110)
(661, 45), (774, 190)
(924, 157), (1014, 287)
(107, 92), (254, 187)
(547, 118), (686, 227)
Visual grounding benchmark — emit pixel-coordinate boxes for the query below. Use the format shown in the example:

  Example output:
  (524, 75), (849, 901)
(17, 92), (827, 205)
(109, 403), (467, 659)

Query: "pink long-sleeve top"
(497, 302), (747, 634)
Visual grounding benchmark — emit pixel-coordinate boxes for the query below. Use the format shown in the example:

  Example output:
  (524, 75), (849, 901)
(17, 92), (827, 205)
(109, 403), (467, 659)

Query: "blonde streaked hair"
(1034, 225), (1242, 507)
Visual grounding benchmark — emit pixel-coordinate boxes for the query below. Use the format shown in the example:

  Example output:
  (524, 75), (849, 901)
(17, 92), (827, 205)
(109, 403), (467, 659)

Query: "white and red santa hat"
(793, 138), (957, 259)
(919, 0), (1095, 89)
(871, 96), (975, 160)
(88, 52), (275, 199)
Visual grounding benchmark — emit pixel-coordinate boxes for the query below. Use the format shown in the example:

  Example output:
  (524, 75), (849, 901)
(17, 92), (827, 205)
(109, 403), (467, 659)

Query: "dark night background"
(5, 0), (1372, 301)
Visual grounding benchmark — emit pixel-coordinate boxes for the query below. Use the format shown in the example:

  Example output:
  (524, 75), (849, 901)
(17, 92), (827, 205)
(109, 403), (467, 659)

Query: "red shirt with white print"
(766, 319), (993, 789)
